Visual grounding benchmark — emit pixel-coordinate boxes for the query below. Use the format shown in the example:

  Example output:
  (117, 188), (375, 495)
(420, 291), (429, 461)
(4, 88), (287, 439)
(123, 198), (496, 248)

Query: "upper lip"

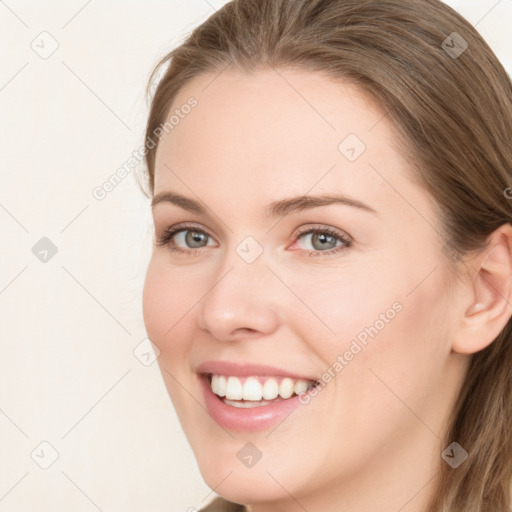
(196, 360), (317, 382)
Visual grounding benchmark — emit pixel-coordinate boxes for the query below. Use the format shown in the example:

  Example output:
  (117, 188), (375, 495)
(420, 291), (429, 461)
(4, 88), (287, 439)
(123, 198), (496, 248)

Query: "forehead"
(153, 67), (430, 223)
(156, 68), (387, 169)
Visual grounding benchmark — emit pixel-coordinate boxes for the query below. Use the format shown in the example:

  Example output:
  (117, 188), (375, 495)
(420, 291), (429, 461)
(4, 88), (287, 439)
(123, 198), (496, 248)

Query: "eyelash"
(156, 223), (352, 257)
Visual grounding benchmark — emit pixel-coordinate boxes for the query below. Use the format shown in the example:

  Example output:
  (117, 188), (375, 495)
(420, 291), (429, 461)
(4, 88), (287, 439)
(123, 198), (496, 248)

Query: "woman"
(140, 0), (512, 510)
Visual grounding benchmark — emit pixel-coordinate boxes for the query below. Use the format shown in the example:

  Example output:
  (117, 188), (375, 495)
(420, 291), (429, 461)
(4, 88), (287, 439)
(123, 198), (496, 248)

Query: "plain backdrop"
(0, 1), (511, 511)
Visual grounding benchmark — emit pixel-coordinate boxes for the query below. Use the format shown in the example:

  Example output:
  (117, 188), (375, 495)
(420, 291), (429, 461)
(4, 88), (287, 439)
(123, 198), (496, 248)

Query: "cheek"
(142, 259), (203, 421)
(142, 257), (201, 343)
(293, 256), (450, 419)
(279, 262), (401, 359)
(330, 272), (451, 433)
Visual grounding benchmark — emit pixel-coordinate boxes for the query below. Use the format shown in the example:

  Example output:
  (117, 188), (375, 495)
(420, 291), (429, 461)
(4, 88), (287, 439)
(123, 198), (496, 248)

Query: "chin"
(199, 462), (291, 505)
(188, 434), (310, 506)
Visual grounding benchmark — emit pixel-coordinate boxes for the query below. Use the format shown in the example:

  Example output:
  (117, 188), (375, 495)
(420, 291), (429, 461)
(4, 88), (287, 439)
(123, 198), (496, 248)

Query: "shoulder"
(199, 496), (247, 512)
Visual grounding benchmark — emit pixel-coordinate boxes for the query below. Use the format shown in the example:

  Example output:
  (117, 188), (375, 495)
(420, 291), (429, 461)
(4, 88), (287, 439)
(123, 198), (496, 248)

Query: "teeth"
(294, 380), (309, 395)
(262, 378), (279, 400)
(209, 374), (314, 402)
(224, 399), (276, 408)
(211, 375), (219, 395)
(243, 377), (262, 401)
(225, 376), (243, 400)
(211, 375), (227, 397)
(279, 378), (294, 399)
(217, 375), (227, 397)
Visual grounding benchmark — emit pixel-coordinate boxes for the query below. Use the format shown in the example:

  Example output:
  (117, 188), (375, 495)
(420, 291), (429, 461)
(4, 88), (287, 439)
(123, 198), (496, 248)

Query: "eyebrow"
(151, 191), (378, 217)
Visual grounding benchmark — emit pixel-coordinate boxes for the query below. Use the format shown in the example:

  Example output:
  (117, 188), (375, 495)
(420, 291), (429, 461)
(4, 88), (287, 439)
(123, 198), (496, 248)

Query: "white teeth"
(217, 375), (227, 397)
(294, 380), (309, 395)
(209, 374), (314, 403)
(262, 378), (279, 400)
(211, 375), (219, 395)
(243, 377), (263, 401)
(224, 399), (275, 408)
(279, 378), (294, 399)
(225, 376), (243, 400)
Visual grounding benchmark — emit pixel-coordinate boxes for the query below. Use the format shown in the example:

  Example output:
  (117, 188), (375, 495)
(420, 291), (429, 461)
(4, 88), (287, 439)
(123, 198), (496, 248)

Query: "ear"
(452, 223), (512, 355)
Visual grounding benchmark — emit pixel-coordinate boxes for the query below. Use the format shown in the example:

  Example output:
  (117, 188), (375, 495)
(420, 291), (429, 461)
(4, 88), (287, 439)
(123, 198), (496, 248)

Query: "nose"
(196, 256), (280, 342)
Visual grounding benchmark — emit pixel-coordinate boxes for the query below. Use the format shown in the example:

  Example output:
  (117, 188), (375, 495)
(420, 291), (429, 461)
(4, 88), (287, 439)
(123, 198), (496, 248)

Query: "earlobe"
(453, 224), (512, 355)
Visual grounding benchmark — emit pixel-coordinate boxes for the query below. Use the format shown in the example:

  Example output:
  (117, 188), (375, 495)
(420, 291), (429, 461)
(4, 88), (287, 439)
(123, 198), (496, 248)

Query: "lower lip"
(199, 375), (310, 432)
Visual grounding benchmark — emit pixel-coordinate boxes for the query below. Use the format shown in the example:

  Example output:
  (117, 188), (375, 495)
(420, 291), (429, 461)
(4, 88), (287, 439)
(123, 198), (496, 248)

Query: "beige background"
(0, 1), (511, 511)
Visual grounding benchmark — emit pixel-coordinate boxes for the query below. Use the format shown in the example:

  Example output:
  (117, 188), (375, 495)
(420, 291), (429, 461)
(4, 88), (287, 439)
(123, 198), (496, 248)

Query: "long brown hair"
(141, 1), (512, 510)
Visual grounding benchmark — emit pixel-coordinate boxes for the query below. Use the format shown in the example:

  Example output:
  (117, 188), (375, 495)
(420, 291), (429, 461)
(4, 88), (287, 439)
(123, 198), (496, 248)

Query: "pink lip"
(195, 360), (317, 381)
(199, 374), (315, 432)
(195, 361), (319, 432)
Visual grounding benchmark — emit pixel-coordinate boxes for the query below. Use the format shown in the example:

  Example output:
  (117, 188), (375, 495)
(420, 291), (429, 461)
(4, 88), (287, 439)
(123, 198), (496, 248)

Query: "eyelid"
(156, 222), (218, 247)
(157, 221), (352, 256)
(288, 224), (352, 254)
(293, 223), (351, 237)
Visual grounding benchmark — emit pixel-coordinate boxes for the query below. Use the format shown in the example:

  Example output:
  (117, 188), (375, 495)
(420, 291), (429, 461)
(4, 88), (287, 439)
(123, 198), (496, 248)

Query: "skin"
(142, 68), (512, 512)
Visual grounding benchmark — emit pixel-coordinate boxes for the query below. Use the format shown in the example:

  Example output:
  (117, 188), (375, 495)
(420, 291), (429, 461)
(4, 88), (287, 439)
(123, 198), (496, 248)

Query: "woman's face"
(143, 69), (469, 507)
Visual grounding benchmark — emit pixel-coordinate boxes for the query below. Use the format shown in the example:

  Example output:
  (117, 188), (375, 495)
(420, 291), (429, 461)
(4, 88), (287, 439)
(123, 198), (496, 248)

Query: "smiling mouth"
(206, 374), (319, 408)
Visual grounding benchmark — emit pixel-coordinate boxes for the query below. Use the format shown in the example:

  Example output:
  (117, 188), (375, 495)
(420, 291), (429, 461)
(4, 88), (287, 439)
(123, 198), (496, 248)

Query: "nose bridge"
(196, 246), (280, 340)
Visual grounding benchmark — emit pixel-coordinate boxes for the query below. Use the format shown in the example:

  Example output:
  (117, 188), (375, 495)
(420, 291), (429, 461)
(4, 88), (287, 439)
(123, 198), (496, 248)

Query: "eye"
(290, 225), (352, 256)
(156, 223), (352, 257)
(156, 223), (216, 253)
